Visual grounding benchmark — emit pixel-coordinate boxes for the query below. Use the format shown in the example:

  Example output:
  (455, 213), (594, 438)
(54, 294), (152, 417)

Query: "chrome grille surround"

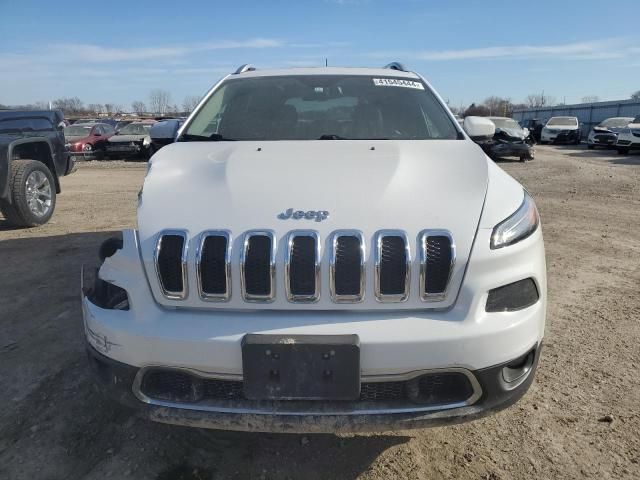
(154, 229), (189, 300)
(285, 230), (321, 303)
(374, 230), (411, 303)
(240, 230), (276, 303)
(418, 229), (456, 302)
(329, 230), (366, 303)
(195, 230), (232, 302)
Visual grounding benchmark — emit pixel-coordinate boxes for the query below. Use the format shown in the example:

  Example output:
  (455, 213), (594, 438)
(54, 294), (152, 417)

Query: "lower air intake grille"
(139, 369), (476, 407)
(156, 232), (186, 298)
(242, 232), (274, 301)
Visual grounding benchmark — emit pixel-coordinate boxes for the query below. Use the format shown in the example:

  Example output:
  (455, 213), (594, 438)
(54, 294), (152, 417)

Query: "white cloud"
(369, 38), (639, 62)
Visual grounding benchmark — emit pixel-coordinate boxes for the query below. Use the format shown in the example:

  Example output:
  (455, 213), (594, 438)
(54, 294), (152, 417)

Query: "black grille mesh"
(424, 236), (452, 294)
(200, 235), (228, 295)
(157, 235), (184, 293)
(244, 235), (272, 296)
(140, 369), (474, 406)
(379, 236), (407, 295)
(334, 236), (362, 296)
(289, 236), (317, 296)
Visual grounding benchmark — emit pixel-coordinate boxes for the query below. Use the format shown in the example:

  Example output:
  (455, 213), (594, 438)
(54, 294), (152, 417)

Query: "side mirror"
(149, 119), (181, 146)
(463, 116), (495, 139)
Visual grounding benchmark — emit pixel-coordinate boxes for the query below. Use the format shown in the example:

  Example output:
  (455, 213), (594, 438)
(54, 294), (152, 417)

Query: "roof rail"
(383, 62), (407, 72)
(234, 64), (256, 74)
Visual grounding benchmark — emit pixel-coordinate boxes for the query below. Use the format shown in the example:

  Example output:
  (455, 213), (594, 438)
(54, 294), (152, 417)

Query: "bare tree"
(52, 97), (84, 114)
(483, 96), (513, 116)
(103, 103), (115, 115)
(131, 101), (146, 115)
(149, 89), (172, 116)
(631, 90), (640, 100)
(182, 95), (200, 114)
(525, 93), (557, 108)
(87, 103), (103, 115)
(463, 103), (490, 117)
(581, 95), (600, 104)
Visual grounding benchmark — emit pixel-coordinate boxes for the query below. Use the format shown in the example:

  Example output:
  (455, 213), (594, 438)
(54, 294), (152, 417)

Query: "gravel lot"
(0, 145), (639, 479)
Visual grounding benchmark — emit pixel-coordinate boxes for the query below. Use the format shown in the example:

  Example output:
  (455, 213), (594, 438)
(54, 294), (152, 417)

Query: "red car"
(64, 123), (116, 159)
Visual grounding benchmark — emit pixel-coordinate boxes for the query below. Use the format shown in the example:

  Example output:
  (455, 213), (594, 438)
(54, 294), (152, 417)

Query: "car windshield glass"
(547, 117), (577, 126)
(119, 124), (151, 135)
(64, 126), (92, 136)
(490, 118), (520, 130)
(183, 75), (460, 141)
(598, 118), (633, 128)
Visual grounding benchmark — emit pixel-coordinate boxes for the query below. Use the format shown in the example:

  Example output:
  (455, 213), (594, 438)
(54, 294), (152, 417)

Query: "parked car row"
(63, 119), (157, 160)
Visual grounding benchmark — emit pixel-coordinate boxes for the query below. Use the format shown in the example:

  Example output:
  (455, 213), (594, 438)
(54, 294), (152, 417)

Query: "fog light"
(486, 278), (539, 312)
(502, 349), (535, 384)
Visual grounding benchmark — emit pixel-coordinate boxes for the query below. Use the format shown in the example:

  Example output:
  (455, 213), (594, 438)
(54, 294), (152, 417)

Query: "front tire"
(0, 160), (56, 227)
(617, 147), (629, 155)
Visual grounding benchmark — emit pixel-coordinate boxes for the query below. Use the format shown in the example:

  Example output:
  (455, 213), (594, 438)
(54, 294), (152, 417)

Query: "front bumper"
(105, 143), (144, 156)
(490, 142), (534, 159)
(588, 133), (617, 146)
(87, 342), (542, 433)
(541, 130), (579, 143)
(82, 223), (545, 432)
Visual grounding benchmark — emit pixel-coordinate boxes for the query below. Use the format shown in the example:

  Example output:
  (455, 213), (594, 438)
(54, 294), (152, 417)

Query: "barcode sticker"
(373, 78), (424, 90)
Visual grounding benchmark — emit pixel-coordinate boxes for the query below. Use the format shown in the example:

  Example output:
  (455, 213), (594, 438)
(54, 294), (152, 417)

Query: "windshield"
(118, 123), (151, 135)
(547, 117), (577, 126)
(183, 75), (459, 141)
(598, 118), (633, 129)
(64, 125), (92, 136)
(489, 118), (521, 130)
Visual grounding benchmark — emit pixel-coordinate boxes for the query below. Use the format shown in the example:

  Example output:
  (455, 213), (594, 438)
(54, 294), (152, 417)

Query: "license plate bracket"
(242, 334), (360, 400)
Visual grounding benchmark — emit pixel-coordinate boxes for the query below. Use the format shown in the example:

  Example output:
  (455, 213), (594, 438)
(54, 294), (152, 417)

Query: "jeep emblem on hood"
(278, 208), (329, 222)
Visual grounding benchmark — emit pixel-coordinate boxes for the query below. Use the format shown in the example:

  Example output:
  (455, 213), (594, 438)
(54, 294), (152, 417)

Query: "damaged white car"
(82, 63), (546, 433)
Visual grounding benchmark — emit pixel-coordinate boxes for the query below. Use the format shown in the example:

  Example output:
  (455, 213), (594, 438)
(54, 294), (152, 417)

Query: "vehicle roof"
(0, 110), (63, 121)
(599, 116), (634, 121)
(547, 116), (578, 119)
(230, 66), (420, 80)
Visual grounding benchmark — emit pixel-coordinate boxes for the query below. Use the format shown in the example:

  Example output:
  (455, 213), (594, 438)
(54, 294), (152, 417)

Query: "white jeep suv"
(82, 63), (546, 433)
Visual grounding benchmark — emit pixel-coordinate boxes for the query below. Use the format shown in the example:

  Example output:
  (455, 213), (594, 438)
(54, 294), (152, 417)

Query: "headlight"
(143, 135), (151, 147)
(491, 190), (539, 249)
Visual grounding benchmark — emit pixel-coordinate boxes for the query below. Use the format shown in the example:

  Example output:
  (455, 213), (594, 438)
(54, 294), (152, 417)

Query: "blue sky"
(1, 0), (639, 110)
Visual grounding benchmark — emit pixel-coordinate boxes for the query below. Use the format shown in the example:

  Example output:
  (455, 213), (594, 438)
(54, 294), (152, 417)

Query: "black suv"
(0, 110), (74, 227)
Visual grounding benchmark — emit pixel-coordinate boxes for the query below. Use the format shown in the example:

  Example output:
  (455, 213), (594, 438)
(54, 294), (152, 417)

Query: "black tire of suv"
(0, 160), (57, 227)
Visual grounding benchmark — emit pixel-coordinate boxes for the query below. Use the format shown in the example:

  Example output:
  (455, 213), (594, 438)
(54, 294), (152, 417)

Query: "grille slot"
(155, 231), (187, 299)
(241, 231), (275, 302)
(286, 231), (320, 302)
(330, 231), (365, 303)
(197, 231), (231, 301)
(374, 231), (410, 302)
(419, 230), (455, 302)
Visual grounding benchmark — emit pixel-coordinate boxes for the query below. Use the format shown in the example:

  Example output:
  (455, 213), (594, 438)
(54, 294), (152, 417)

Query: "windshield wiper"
(180, 133), (236, 142)
(318, 134), (349, 140)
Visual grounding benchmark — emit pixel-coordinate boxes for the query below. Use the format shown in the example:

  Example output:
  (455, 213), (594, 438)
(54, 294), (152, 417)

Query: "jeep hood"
(137, 140), (490, 311)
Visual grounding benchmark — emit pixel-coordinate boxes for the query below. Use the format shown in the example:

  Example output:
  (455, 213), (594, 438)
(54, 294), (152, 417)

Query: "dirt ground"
(0, 145), (639, 480)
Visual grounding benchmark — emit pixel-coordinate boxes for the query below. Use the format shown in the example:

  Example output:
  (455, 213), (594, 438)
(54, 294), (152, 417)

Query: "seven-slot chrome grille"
(153, 229), (455, 305)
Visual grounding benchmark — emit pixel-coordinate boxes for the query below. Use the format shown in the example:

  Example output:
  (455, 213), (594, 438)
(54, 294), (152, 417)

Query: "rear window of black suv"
(182, 75), (460, 141)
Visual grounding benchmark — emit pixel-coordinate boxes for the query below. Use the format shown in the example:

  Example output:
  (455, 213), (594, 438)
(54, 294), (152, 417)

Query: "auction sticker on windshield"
(372, 78), (425, 90)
